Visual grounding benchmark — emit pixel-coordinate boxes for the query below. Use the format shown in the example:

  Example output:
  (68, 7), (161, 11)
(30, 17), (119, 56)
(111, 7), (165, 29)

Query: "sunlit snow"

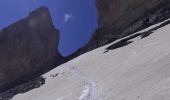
(12, 19), (170, 100)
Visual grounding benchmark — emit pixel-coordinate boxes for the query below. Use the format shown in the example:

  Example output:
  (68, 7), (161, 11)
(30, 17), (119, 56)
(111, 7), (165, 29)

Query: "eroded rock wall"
(68, 0), (170, 60)
(90, 0), (170, 47)
(0, 7), (63, 91)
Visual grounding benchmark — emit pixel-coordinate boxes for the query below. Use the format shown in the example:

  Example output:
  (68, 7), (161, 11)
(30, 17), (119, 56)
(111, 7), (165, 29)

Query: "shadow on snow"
(104, 20), (170, 53)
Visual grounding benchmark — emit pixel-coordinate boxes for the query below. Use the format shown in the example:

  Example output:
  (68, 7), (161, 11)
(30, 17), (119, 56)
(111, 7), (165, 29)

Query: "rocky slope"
(68, 0), (170, 60)
(0, 7), (63, 92)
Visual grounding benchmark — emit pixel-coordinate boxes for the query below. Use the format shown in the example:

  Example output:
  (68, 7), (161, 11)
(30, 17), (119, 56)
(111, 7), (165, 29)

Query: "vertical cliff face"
(0, 7), (63, 91)
(96, 0), (170, 32)
(67, 0), (170, 60)
(89, 0), (170, 47)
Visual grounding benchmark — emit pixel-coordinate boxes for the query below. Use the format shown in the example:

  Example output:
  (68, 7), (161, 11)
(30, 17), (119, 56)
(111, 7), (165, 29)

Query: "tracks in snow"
(70, 66), (98, 100)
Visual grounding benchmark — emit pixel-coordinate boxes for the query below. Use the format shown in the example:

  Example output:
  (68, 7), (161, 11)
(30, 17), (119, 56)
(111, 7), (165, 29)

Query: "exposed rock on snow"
(0, 77), (45, 100)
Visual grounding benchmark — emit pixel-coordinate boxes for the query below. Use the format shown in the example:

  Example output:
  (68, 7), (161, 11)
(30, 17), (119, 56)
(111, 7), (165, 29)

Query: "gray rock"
(0, 6), (63, 91)
(89, 0), (170, 50)
(96, 0), (169, 32)
(67, 0), (170, 60)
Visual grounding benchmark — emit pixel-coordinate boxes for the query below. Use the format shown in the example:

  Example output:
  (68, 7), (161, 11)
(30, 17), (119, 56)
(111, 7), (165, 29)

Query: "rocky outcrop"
(67, 0), (170, 60)
(91, 0), (170, 47)
(0, 6), (63, 92)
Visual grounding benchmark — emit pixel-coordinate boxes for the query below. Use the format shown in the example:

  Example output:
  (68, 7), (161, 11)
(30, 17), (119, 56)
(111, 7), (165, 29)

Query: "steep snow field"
(13, 19), (170, 100)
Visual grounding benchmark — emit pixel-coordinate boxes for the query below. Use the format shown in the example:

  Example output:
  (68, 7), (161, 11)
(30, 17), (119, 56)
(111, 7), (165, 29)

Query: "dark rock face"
(67, 0), (170, 60)
(91, 0), (170, 47)
(0, 76), (45, 100)
(0, 7), (63, 91)
(96, 0), (170, 33)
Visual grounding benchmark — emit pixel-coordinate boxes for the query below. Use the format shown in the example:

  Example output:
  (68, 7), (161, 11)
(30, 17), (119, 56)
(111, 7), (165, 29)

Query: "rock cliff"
(91, 0), (170, 47)
(67, 0), (170, 60)
(0, 7), (63, 91)
(1, 0), (170, 93)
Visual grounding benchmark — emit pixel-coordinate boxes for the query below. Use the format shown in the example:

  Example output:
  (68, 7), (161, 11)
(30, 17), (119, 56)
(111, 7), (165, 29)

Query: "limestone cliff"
(0, 6), (63, 91)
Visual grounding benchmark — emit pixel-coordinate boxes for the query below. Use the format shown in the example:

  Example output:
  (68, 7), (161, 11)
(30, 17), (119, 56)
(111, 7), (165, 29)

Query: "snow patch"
(79, 83), (91, 100)
(56, 96), (64, 100)
(79, 80), (97, 100)
(69, 67), (98, 100)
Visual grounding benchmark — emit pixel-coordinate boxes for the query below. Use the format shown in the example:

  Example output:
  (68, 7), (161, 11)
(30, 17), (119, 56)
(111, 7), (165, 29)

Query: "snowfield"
(12, 19), (170, 100)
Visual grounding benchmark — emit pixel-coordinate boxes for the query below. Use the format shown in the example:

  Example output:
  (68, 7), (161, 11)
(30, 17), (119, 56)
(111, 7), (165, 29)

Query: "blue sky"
(0, 0), (97, 56)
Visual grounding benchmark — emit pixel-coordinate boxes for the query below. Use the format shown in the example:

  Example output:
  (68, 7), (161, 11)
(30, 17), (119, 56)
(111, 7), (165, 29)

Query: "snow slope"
(12, 19), (170, 100)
